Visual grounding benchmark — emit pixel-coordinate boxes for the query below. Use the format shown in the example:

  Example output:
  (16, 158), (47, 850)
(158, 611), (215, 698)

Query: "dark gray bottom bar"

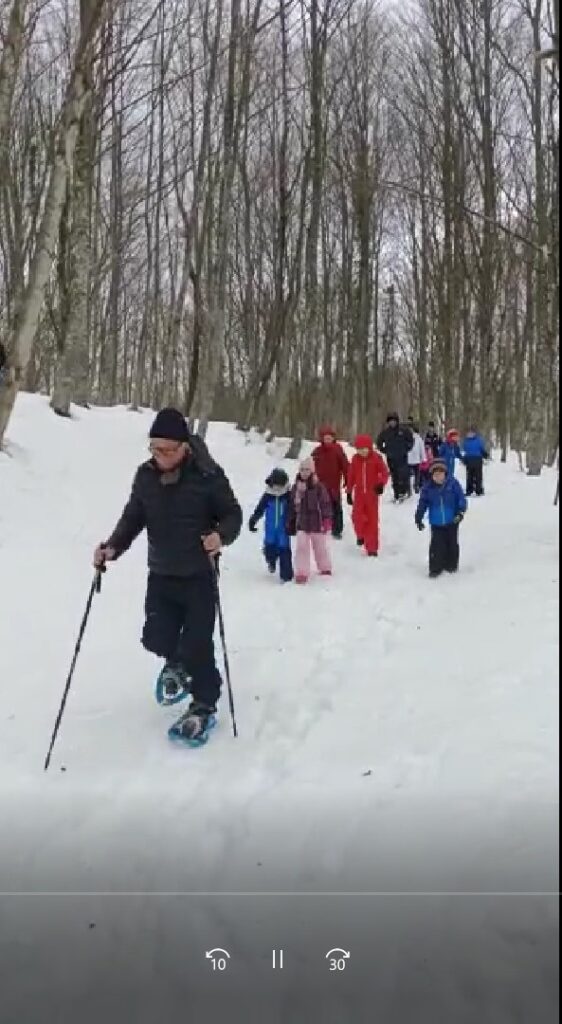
(0, 893), (558, 1024)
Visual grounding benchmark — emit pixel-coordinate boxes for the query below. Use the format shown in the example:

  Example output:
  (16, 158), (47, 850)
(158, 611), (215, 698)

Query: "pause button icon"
(272, 949), (284, 969)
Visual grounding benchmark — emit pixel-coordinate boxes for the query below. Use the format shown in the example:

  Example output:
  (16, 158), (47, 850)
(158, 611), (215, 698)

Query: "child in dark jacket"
(461, 428), (489, 496)
(415, 457), (467, 577)
(424, 421), (442, 458)
(289, 457), (333, 583)
(249, 468), (293, 582)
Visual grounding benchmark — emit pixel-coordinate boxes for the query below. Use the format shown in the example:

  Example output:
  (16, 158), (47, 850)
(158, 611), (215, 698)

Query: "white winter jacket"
(408, 432), (426, 466)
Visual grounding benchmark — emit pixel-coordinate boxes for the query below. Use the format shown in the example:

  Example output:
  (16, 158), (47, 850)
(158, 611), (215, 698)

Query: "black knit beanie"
(149, 407), (190, 442)
(266, 468), (289, 488)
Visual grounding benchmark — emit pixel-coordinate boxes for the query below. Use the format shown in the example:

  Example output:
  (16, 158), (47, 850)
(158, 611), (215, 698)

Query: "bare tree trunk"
(197, 0), (262, 437)
(526, 1), (549, 475)
(0, 0), (29, 142)
(0, 0), (108, 445)
(51, 0), (98, 416)
(0, 0), (31, 367)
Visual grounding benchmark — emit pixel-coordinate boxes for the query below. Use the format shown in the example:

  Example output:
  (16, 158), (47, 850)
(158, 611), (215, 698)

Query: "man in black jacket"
(424, 421), (442, 459)
(93, 408), (242, 740)
(376, 413), (414, 501)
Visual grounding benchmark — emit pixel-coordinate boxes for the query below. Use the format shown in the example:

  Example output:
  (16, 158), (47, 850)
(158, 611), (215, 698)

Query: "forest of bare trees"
(0, 0), (559, 472)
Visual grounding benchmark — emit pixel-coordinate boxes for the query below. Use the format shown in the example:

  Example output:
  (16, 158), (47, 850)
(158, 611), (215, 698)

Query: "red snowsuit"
(347, 435), (389, 555)
(311, 428), (349, 498)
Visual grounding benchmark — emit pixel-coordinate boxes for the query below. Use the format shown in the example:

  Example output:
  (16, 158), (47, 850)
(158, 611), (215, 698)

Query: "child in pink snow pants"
(288, 457), (333, 583)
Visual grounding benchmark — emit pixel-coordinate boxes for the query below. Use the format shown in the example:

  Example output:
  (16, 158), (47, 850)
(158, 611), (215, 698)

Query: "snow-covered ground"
(0, 394), (558, 1023)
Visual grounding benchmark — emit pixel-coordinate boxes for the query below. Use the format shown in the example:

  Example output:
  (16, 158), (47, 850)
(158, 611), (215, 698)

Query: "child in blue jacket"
(439, 428), (463, 477)
(249, 468), (294, 582)
(461, 427), (489, 496)
(415, 458), (467, 577)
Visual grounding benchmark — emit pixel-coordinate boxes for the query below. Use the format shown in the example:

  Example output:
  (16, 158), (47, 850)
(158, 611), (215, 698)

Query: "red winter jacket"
(347, 437), (389, 499)
(312, 433), (349, 499)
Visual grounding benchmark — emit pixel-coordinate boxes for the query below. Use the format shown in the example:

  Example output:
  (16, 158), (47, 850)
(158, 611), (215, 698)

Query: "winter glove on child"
(415, 519), (425, 532)
(375, 485), (384, 496)
(453, 512), (464, 525)
(248, 519), (258, 533)
(346, 492), (353, 506)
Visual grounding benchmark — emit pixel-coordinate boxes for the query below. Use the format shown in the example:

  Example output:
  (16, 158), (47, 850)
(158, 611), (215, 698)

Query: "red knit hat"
(354, 434), (373, 450)
(446, 428), (460, 441)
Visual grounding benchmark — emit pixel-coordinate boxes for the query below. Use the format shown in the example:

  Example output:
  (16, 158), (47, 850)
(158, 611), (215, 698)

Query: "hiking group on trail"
(92, 407), (490, 745)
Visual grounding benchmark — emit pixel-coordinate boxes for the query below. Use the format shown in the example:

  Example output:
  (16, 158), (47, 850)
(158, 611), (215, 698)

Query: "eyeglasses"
(149, 441), (183, 457)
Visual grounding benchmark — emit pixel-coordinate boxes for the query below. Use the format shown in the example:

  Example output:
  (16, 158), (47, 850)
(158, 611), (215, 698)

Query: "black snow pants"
(465, 457), (484, 496)
(388, 458), (410, 500)
(142, 571), (222, 708)
(429, 523), (460, 576)
(264, 543), (294, 581)
(330, 496), (344, 538)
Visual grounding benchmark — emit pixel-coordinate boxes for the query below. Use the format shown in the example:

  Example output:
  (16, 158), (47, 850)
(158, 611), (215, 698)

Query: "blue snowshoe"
(168, 701), (217, 747)
(155, 662), (191, 706)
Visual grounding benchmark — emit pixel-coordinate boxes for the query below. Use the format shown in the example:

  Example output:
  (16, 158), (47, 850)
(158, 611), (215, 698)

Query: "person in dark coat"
(93, 407), (242, 739)
(311, 426), (349, 539)
(461, 427), (489, 496)
(376, 413), (414, 501)
(249, 468), (293, 582)
(424, 421), (442, 458)
(415, 457), (467, 577)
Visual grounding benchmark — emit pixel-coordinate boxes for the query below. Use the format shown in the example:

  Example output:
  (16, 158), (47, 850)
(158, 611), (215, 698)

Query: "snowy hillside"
(0, 395), (558, 1023)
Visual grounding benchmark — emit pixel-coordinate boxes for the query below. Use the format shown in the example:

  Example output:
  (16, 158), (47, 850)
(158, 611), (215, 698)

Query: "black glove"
(453, 512), (464, 525)
(415, 519), (425, 531)
(346, 492), (353, 506)
(248, 520), (258, 533)
(375, 485), (384, 496)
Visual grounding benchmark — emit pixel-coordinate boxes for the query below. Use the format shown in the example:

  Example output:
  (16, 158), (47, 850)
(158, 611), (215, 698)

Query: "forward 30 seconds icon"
(326, 948), (351, 971)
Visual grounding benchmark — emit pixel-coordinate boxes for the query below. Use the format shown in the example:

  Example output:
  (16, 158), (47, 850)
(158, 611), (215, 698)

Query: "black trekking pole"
(44, 568), (104, 771)
(211, 556), (238, 738)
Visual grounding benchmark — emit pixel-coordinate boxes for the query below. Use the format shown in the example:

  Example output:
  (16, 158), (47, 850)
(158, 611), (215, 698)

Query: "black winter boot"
(156, 661), (191, 706)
